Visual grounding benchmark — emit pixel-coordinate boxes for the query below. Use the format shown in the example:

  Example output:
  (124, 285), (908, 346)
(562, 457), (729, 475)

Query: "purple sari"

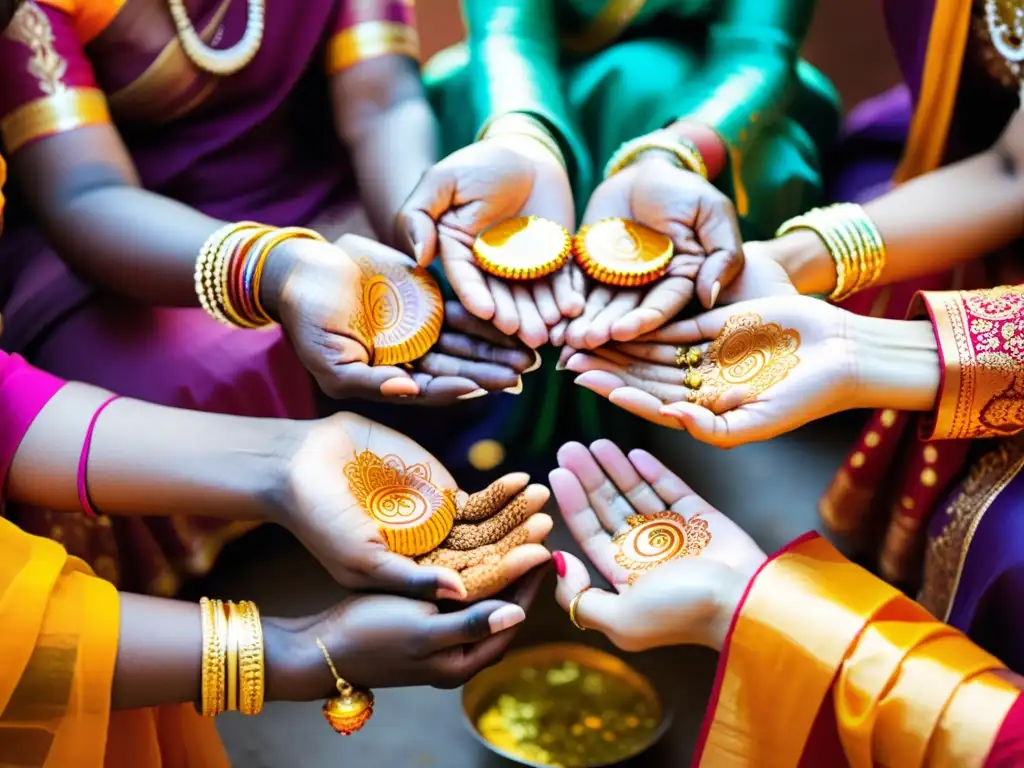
(823, 0), (1024, 671)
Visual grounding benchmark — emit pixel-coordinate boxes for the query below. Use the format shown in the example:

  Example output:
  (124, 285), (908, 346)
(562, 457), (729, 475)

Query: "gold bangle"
(603, 130), (708, 181)
(199, 597), (228, 717)
(249, 227), (326, 324)
(775, 204), (886, 302)
(225, 601), (241, 712)
(195, 222), (264, 327)
(236, 599), (266, 716)
(477, 112), (567, 171)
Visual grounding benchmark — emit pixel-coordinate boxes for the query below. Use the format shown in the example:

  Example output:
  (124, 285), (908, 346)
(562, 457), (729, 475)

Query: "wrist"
(664, 119), (727, 180)
(262, 616), (330, 702)
(768, 231), (838, 296)
(849, 315), (940, 412)
(707, 568), (747, 652)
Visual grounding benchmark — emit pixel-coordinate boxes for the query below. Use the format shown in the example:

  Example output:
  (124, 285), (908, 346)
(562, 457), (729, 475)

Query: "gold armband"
(477, 112), (567, 171)
(603, 130), (708, 181)
(775, 203), (886, 303)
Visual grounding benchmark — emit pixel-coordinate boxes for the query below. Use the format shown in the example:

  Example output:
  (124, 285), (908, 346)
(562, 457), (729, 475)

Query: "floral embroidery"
(4, 2), (68, 96)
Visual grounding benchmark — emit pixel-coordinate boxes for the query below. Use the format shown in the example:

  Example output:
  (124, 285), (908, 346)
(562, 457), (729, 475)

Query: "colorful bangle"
(603, 129), (709, 181)
(775, 204), (886, 303)
(76, 395), (121, 519)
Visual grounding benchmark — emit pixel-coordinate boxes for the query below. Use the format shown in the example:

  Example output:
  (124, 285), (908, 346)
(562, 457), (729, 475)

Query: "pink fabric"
(76, 395), (120, 519)
(0, 351), (66, 489)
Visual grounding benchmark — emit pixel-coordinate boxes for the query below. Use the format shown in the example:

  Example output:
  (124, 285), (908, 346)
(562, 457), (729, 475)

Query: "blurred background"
(211, 3), (902, 766)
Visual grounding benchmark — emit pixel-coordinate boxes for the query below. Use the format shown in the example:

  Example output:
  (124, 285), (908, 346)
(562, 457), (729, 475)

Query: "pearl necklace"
(985, 0), (1024, 102)
(168, 0), (265, 77)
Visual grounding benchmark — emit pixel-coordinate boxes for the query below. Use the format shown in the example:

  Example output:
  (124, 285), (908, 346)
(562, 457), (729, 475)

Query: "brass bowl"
(462, 643), (672, 767)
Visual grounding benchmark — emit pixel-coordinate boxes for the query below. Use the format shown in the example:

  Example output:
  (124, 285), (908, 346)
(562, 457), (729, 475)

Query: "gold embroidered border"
(562, 0), (646, 54)
(919, 435), (1024, 621)
(1, 88), (110, 153)
(5, 1), (68, 97)
(326, 21), (420, 75)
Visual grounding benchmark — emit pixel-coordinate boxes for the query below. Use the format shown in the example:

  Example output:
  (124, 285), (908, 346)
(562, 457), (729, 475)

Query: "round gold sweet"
(368, 477), (456, 557)
(364, 266), (443, 366)
(473, 216), (572, 280)
(573, 218), (673, 287)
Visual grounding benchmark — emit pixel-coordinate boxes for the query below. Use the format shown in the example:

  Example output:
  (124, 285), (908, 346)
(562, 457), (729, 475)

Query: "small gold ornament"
(317, 638), (374, 735)
(573, 218), (673, 287)
(473, 216), (572, 280)
(343, 451), (457, 556)
(613, 511), (711, 585)
(355, 258), (444, 367)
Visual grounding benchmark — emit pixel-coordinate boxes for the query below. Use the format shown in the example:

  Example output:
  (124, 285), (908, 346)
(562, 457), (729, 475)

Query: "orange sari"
(693, 533), (1024, 767)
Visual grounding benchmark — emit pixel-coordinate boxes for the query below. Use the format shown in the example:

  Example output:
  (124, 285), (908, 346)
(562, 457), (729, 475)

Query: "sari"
(0, 347), (227, 767)
(425, 0), (842, 461)
(0, 0), (505, 594)
(816, 0), (1024, 653)
(692, 532), (1024, 767)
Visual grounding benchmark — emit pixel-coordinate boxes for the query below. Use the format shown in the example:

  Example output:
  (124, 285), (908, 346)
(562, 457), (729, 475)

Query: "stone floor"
(200, 412), (863, 767)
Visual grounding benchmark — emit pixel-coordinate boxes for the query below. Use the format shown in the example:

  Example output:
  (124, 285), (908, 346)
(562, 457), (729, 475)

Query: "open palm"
(549, 440), (765, 651)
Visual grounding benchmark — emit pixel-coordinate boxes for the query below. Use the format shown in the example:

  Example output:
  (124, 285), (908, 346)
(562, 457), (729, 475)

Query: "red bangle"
(670, 120), (728, 180)
(77, 395), (120, 518)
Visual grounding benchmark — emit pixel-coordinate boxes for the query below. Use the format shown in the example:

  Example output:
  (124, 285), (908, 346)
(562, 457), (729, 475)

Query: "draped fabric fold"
(693, 534), (1021, 768)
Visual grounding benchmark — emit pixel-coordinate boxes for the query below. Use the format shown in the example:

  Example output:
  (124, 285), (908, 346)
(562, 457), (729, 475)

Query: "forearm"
(13, 134), (226, 306)
(849, 315), (940, 413)
(774, 122), (1024, 295)
(333, 58), (439, 244)
(6, 382), (304, 521)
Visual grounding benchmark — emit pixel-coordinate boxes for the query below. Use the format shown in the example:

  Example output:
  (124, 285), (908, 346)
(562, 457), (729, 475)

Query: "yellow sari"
(0, 517), (228, 767)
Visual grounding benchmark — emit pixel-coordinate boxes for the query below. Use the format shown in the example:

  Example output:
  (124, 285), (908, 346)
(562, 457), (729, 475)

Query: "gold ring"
(568, 586), (592, 631)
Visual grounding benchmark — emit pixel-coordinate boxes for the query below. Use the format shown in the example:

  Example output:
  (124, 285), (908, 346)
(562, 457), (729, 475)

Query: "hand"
(563, 153), (744, 351)
(396, 135), (583, 348)
(567, 296), (939, 445)
(280, 412), (552, 601)
(264, 566), (547, 699)
(715, 241), (798, 304)
(549, 440), (765, 651)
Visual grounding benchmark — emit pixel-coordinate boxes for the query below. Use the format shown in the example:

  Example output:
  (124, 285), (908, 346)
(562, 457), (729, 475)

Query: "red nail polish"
(552, 551), (567, 577)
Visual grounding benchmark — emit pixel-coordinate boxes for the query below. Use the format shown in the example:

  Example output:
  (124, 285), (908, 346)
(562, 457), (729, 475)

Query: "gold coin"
(362, 266), (444, 366)
(573, 218), (673, 287)
(473, 216), (572, 280)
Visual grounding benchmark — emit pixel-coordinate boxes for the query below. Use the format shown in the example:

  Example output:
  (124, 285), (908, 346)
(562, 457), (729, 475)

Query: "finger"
(572, 370), (628, 398)
(418, 352), (520, 391)
(532, 279), (561, 327)
(611, 342), (685, 365)
(553, 264), (585, 319)
(548, 465), (630, 584)
(565, 353), (690, 403)
(659, 400), (766, 449)
(443, 301), (526, 351)
(587, 347), (692, 388)
(397, 168), (454, 264)
(512, 284), (549, 349)
(462, 542), (552, 602)
(589, 438), (665, 516)
(488, 277), (520, 336)
(608, 387), (686, 429)
(433, 335), (533, 374)
(636, 305), (734, 344)
(457, 472), (532, 522)
(408, 372), (485, 403)
(553, 551), (623, 633)
(366, 551), (467, 601)
(625, 447), (707, 518)
(549, 319), (568, 348)
(693, 196), (743, 308)
(565, 286), (613, 349)
(555, 344), (575, 370)
(610, 277), (695, 342)
(326, 359), (419, 399)
(441, 240), (498, 321)
(443, 484), (551, 551)
(583, 291), (641, 349)
(556, 441), (635, 534)
(420, 599), (526, 653)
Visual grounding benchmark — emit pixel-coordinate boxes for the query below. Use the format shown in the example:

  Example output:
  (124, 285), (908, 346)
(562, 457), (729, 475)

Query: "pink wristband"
(77, 395), (120, 518)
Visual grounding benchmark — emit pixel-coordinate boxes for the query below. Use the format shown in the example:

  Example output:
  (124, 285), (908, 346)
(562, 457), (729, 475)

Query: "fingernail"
(457, 388), (487, 400)
(552, 551), (567, 577)
(488, 605), (527, 634)
(437, 587), (465, 601)
(710, 281), (721, 308)
(555, 360), (567, 372)
(526, 351), (542, 373)
(503, 377), (523, 395)
(413, 242), (425, 265)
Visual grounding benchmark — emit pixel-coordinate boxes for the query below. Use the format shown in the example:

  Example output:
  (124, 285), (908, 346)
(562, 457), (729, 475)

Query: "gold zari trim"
(562, 0), (646, 54)
(1, 88), (111, 153)
(326, 21), (420, 74)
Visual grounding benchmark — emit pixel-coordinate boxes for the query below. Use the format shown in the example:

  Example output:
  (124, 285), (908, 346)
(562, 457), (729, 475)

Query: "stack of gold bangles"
(775, 203), (886, 302)
(194, 222), (325, 328)
(200, 597), (265, 717)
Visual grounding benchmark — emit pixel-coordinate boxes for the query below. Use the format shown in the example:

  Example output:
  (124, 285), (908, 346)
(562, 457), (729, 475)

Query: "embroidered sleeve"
(325, 0), (420, 75)
(910, 286), (1024, 440)
(0, 1), (111, 155)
